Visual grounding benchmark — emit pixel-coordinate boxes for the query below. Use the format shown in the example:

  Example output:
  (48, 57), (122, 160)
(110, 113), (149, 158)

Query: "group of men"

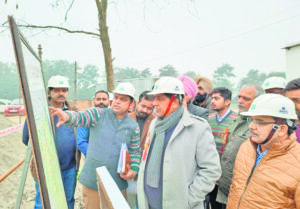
(23, 74), (300, 209)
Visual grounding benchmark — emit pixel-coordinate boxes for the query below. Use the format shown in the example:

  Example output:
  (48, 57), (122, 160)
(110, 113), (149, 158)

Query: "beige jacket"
(227, 134), (300, 209)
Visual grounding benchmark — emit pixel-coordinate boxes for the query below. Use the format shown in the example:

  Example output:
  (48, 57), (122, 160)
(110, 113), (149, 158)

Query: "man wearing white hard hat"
(137, 77), (221, 209)
(285, 78), (300, 143)
(227, 94), (300, 209)
(23, 75), (78, 209)
(49, 82), (141, 209)
(262, 76), (286, 95)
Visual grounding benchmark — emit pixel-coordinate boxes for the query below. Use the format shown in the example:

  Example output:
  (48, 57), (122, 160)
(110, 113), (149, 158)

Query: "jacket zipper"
(237, 147), (271, 209)
(237, 163), (255, 209)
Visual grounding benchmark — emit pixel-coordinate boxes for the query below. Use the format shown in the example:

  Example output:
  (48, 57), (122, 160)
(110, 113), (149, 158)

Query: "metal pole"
(74, 61), (77, 101)
(14, 143), (32, 209)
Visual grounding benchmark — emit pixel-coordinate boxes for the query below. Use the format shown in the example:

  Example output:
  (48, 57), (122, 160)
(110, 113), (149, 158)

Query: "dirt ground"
(0, 114), (84, 209)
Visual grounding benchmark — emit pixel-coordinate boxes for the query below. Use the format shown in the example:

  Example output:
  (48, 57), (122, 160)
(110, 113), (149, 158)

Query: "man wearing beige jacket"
(227, 94), (300, 209)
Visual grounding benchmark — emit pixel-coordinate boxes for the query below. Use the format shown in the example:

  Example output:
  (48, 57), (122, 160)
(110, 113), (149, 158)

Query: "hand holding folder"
(117, 142), (131, 175)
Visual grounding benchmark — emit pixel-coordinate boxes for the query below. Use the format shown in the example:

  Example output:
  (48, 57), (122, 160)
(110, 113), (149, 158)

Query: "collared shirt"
(254, 145), (269, 169)
(217, 109), (232, 123)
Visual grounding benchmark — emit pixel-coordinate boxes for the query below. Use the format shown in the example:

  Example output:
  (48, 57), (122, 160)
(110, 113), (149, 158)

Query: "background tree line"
(0, 60), (285, 101)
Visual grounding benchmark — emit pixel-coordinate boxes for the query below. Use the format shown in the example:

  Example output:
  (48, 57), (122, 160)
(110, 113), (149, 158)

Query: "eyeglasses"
(247, 117), (276, 126)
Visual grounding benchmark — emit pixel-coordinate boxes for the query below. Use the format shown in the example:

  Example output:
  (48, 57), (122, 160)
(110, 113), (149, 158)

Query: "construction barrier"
(0, 124), (23, 137)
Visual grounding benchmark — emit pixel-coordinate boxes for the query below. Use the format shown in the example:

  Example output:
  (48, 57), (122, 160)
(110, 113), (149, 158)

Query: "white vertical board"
(96, 166), (130, 209)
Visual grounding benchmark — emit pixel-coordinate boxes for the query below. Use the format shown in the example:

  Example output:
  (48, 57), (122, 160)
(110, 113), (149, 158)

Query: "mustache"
(96, 103), (108, 108)
(57, 95), (66, 99)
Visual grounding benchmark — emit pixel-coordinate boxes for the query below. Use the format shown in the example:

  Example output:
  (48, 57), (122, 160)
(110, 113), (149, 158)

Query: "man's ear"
(129, 101), (136, 112)
(172, 98), (180, 107)
(129, 102), (133, 109)
(278, 125), (288, 137)
(225, 99), (231, 106)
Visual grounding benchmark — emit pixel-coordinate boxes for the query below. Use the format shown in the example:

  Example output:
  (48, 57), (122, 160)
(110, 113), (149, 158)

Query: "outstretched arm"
(49, 107), (70, 127)
(49, 106), (102, 127)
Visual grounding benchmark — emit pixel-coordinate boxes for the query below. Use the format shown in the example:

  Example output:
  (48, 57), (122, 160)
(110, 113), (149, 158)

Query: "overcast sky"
(1, 0), (300, 79)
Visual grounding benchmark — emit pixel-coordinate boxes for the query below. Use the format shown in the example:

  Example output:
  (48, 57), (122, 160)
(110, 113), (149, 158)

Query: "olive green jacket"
(216, 115), (251, 204)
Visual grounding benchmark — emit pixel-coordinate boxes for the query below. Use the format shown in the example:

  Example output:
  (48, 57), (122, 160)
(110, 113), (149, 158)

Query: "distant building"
(283, 42), (300, 81)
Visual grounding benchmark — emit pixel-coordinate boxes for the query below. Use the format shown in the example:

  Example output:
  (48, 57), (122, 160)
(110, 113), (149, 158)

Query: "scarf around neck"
(146, 106), (184, 188)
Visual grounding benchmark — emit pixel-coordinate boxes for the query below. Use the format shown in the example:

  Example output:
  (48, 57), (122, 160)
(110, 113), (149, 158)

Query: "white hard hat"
(241, 94), (297, 120)
(113, 82), (135, 99)
(262, 76), (286, 90)
(148, 77), (185, 95)
(47, 75), (70, 88)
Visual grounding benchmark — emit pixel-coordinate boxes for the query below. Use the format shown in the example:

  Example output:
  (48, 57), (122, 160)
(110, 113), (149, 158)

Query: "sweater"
(208, 110), (238, 155)
(66, 107), (141, 174)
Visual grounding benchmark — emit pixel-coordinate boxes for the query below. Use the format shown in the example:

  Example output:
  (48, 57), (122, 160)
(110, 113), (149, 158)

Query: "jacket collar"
(250, 133), (297, 156)
(167, 109), (195, 144)
(269, 133), (297, 153)
(180, 109), (195, 127)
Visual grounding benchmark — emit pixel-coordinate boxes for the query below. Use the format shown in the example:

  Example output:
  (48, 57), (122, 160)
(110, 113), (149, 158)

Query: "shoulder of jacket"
(208, 112), (217, 118)
(240, 139), (252, 149)
(289, 142), (300, 164)
(229, 111), (238, 117)
(189, 113), (208, 125)
(126, 114), (139, 127)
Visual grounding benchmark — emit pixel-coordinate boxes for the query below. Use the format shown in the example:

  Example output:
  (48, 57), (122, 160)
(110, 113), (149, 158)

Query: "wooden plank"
(96, 167), (130, 209)
(8, 16), (68, 209)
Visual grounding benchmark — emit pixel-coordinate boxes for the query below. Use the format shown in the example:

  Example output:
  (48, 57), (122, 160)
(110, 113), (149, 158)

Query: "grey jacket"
(137, 109), (221, 209)
(187, 102), (209, 120)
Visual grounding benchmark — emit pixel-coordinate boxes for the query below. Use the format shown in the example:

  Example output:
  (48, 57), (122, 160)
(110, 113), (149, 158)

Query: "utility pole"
(74, 61), (77, 101)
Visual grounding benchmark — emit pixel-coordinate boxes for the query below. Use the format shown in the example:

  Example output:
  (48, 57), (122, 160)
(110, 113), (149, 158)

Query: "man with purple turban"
(178, 75), (209, 120)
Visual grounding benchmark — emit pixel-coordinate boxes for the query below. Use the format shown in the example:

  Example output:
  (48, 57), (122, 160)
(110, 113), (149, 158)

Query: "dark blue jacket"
(22, 109), (76, 171)
(77, 127), (89, 156)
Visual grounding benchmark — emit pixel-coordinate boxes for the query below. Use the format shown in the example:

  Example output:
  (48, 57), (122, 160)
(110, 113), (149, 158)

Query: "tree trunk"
(95, 0), (115, 92)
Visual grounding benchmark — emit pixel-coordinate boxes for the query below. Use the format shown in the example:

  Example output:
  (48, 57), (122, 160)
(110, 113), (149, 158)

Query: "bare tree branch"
(2, 20), (8, 26)
(17, 24), (100, 37)
(64, 0), (76, 22)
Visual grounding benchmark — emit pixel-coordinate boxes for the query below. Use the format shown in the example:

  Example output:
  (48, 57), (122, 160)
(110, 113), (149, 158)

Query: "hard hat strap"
(260, 118), (282, 145)
(163, 94), (176, 118)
